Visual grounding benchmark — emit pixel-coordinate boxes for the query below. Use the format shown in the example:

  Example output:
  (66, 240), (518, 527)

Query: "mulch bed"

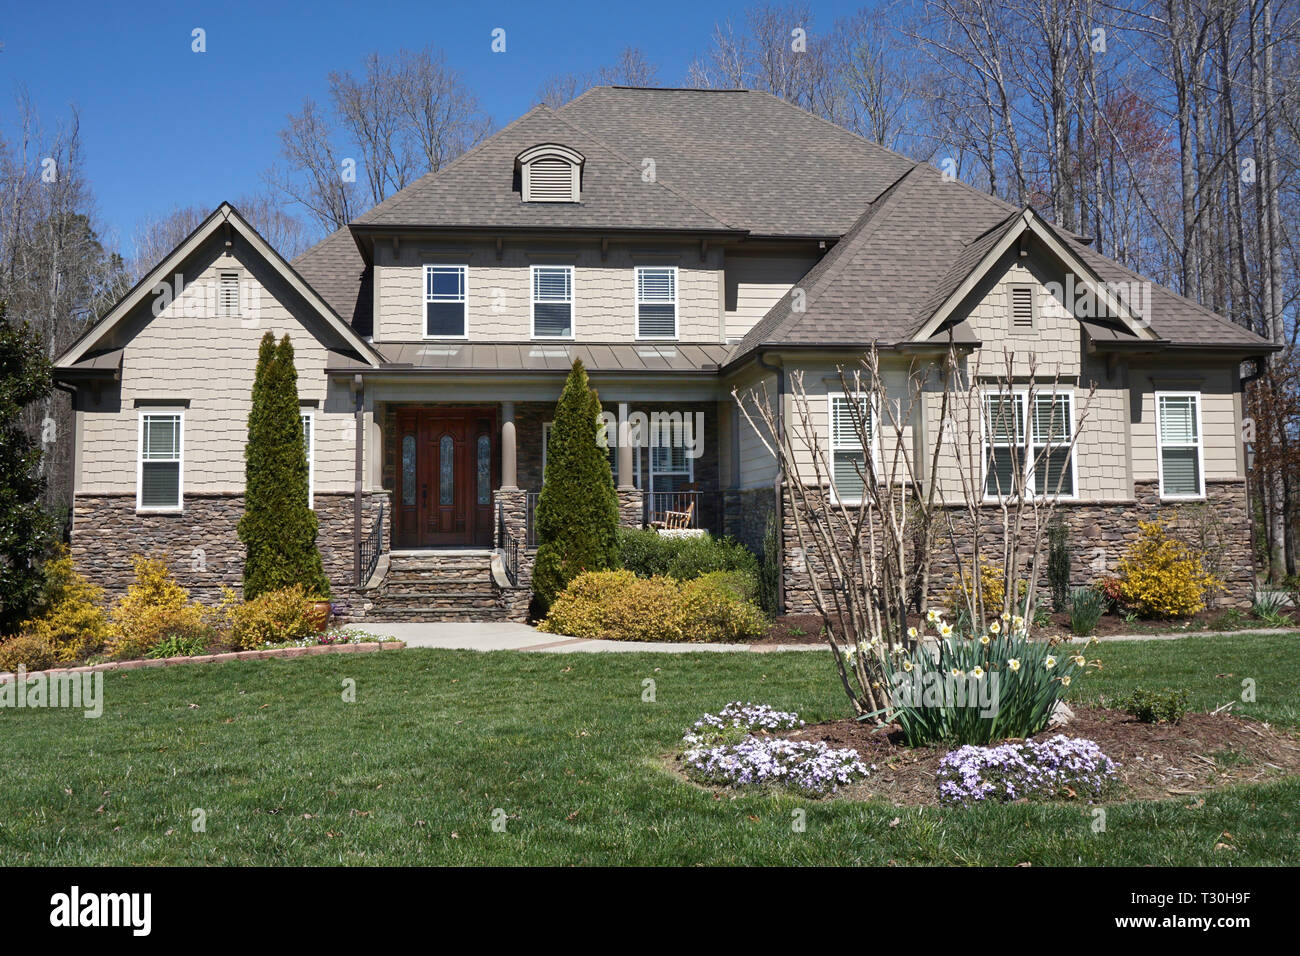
(768, 706), (1300, 805)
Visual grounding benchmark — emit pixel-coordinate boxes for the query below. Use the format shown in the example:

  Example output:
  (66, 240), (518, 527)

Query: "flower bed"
(678, 701), (869, 796)
(936, 735), (1119, 804)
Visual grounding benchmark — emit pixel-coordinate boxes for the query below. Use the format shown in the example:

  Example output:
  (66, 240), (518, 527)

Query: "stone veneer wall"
(723, 487), (777, 559)
(781, 479), (1253, 615)
(70, 491), (390, 610)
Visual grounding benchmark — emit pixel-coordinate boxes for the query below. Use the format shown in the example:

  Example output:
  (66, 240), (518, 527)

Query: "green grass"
(1, 632), (1297, 865)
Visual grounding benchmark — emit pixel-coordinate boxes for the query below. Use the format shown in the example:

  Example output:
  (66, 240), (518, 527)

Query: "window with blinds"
(1009, 284), (1035, 331)
(636, 266), (677, 339)
(139, 413), (182, 509)
(651, 442), (692, 495)
(218, 272), (240, 317)
(830, 393), (871, 503)
(983, 390), (1075, 498)
(1157, 393), (1203, 498)
(532, 266), (573, 337)
(424, 264), (467, 337)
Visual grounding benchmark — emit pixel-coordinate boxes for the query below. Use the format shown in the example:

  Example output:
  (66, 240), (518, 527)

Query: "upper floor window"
(982, 389), (1076, 499)
(829, 392), (873, 504)
(636, 266), (677, 339)
(1157, 392), (1203, 499)
(517, 144), (584, 203)
(532, 265), (573, 338)
(425, 264), (467, 338)
(139, 412), (183, 510)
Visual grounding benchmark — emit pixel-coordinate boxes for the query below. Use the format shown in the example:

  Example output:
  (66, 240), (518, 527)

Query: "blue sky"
(0, 0), (869, 250)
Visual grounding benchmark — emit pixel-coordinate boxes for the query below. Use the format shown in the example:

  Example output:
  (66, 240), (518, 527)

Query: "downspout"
(758, 351), (786, 616)
(352, 373), (364, 587)
(54, 381), (78, 544)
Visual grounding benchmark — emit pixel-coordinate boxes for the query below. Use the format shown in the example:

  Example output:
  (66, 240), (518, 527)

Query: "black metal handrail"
(644, 490), (702, 529)
(359, 501), (384, 586)
(498, 501), (520, 586)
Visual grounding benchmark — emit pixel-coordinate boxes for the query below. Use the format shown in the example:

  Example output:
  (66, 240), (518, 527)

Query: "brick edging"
(0, 641), (405, 684)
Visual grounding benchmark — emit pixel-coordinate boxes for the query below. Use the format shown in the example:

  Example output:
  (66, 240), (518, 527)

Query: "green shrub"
(147, 632), (210, 659)
(1117, 687), (1189, 724)
(759, 512), (779, 613)
(617, 528), (675, 577)
(107, 556), (212, 660)
(1067, 586), (1106, 636)
(532, 360), (620, 610)
(21, 548), (109, 662)
(695, 569), (760, 604)
(0, 632), (58, 673)
(238, 332), (330, 600)
(221, 584), (317, 650)
(540, 569), (766, 643)
(617, 528), (759, 581)
(1047, 519), (1071, 612)
(1253, 589), (1290, 626)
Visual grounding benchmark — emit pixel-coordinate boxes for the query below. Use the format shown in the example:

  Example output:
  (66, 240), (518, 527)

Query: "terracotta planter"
(307, 601), (332, 632)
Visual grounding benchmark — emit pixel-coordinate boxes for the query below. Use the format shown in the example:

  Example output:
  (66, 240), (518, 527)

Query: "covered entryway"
(393, 407), (496, 548)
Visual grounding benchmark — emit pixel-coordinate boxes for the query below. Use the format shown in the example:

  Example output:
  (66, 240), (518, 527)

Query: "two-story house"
(54, 87), (1275, 620)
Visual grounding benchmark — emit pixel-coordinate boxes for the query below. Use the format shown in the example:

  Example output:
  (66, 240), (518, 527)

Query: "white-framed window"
(635, 266), (677, 339)
(532, 265), (574, 338)
(828, 392), (874, 504)
(301, 411), (314, 509)
(137, 412), (183, 510)
(650, 442), (693, 497)
(424, 264), (467, 337)
(982, 388), (1076, 499)
(1156, 391), (1204, 499)
(218, 271), (240, 317)
(542, 421), (640, 487)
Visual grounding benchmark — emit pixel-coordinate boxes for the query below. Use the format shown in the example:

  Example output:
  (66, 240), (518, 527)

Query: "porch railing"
(358, 501), (384, 586)
(644, 490), (712, 531)
(498, 501), (520, 586)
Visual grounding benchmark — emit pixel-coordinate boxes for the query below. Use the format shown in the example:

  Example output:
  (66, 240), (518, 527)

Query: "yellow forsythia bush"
(540, 569), (767, 642)
(20, 549), (110, 663)
(1117, 519), (1219, 619)
(107, 556), (211, 660)
(0, 633), (59, 673)
(946, 560), (1025, 617)
(219, 585), (317, 650)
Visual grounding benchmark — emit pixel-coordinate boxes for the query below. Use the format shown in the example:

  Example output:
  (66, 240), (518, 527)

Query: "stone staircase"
(361, 550), (511, 622)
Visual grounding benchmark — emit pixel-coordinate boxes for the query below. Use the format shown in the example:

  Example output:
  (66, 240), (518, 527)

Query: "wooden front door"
(394, 408), (496, 548)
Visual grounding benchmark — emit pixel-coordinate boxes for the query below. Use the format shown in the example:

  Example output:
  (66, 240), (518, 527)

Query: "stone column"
(501, 401), (517, 490)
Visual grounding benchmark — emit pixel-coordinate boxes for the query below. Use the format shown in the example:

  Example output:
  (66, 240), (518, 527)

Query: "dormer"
(517, 144), (584, 203)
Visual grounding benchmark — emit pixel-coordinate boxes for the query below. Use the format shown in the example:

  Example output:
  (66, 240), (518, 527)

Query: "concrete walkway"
(355, 621), (821, 653)
(355, 620), (1300, 653)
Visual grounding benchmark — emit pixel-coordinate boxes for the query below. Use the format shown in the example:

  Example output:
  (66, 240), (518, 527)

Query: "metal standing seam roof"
(326, 342), (732, 374)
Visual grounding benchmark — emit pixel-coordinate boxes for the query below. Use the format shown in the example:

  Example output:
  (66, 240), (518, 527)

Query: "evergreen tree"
(238, 333), (330, 599)
(532, 359), (620, 609)
(0, 303), (57, 633)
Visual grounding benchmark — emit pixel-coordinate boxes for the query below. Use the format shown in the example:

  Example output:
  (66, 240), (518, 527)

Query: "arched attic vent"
(516, 144), (584, 203)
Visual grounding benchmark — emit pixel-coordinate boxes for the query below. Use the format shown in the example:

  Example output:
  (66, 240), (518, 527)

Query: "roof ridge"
(546, 103), (741, 231)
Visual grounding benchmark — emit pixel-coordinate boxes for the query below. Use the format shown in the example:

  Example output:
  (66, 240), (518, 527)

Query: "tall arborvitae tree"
(0, 303), (56, 632)
(532, 359), (620, 609)
(238, 332), (330, 599)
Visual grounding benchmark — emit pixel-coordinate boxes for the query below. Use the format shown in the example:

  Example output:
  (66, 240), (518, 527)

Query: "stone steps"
(366, 550), (509, 622)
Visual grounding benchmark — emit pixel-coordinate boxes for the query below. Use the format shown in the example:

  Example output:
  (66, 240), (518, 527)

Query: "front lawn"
(1, 633), (1297, 865)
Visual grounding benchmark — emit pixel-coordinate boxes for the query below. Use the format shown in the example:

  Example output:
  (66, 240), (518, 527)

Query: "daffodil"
(926, 609), (940, 624)
(1060, 675), (1072, 687)
(1044, 656), (1057, 670)
(1072, 655), (1086, 667)
(972, 666), (985, 679)
(938, 623), (954, 638)
(951, 667), (964, 677)
(1000, 611), (1011, 622)
(989, 620), (1001, 634)
(979, 634), (990, 646)
(1008, 658), (1021, 672)
(902, 659), (914, 672)
(907, 626), (918, 639)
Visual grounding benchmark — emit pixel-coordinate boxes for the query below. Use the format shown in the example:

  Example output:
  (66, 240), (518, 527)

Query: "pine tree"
(238, 333), (330, 599)
(0, 303), (57, 633)
(532, 359), (620, 609)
